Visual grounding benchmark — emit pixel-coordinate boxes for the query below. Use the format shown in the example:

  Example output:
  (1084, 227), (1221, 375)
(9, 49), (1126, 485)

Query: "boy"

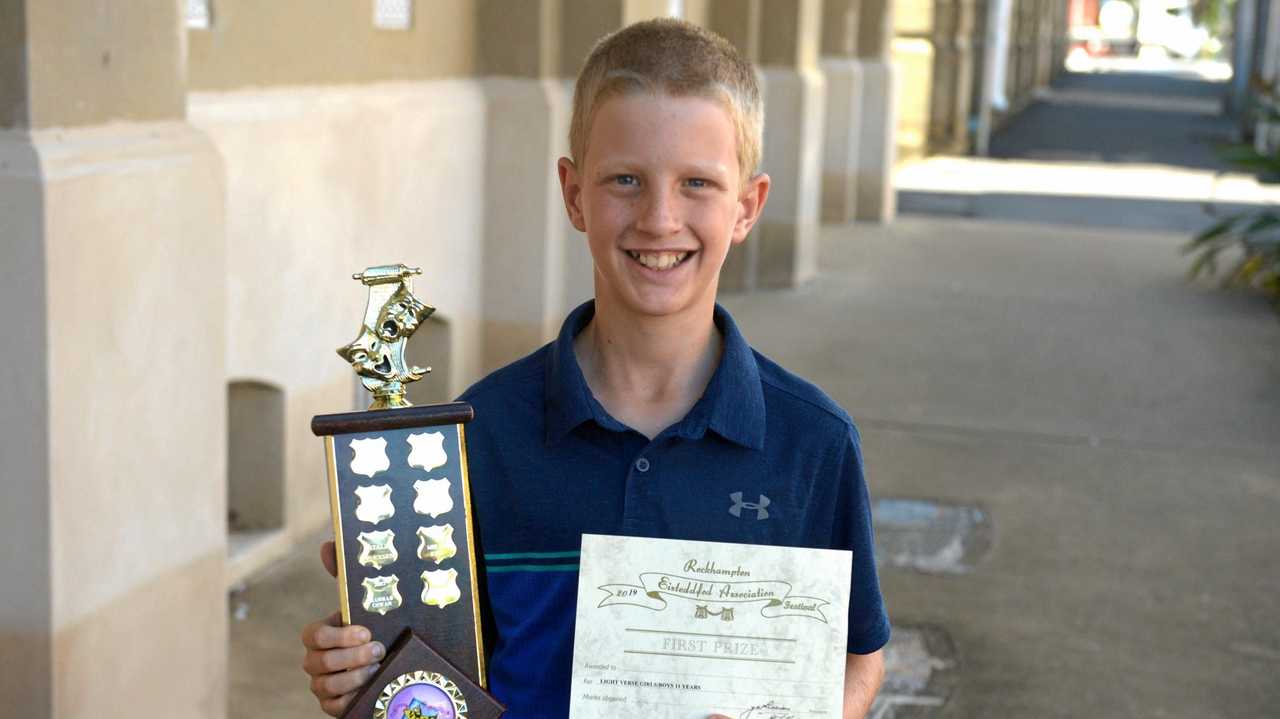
(301, 18), (889, 718)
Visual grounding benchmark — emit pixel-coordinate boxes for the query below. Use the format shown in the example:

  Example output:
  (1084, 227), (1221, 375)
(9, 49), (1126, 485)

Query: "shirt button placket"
(622, 448), (652, 534)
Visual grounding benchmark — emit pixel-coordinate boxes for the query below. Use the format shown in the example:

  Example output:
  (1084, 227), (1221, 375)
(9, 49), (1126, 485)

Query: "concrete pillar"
(476, 0), (573, 371)
(1230, 0), (1259, 120)
(0, 1), (227, 716)
(1052, 0), (1070, 80)
(971, 0), (992, 153)
(1034, 0), (1056, 89)
(752, 0), (826, 287)
(936, 0), (978, 153)
(856, 0), (898, 222)
(1015, 0), (1037, 108)
(819, 0), (864, 224)
(1257, 0), (1280, 151)
(894, 0), (977, 157)
(707, 0), (764, 290)
(1251, 0), (1274, 139)
(893, 1), (936, 162)
(1003, 0), (1025, 113)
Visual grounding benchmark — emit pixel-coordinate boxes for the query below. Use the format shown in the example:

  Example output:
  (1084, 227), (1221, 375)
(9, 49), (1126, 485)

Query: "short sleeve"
(833, 423), (891, 654)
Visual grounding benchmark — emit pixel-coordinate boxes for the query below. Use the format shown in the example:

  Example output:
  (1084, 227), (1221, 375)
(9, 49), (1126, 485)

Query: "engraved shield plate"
(356, 529), (399, 570)
(355, 484), (396, 524)
(362, 575), (403, 616)
(350, 437), (391, 478)
(421, 568), (461, 609)
(407, 431), (448, 472)
(417, 524), (458, 564)
(413, 478), (454, 518)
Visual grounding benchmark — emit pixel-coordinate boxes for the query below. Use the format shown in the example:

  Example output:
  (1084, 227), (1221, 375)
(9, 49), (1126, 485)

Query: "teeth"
(627, 250), (690, 271)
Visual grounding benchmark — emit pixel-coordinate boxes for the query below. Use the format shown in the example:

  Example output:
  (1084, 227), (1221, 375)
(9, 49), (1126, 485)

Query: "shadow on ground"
(990, 71), (1237, 171)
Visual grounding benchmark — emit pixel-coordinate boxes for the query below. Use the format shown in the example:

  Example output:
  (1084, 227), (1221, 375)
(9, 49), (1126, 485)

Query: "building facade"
(892, 0), (1069, 161)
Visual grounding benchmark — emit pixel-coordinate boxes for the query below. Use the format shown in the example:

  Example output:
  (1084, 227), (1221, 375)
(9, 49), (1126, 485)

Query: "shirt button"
(634, 457), (651, 473)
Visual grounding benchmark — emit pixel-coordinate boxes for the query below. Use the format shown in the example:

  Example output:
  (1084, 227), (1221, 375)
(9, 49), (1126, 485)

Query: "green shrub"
(1184, 79), (1280, 306)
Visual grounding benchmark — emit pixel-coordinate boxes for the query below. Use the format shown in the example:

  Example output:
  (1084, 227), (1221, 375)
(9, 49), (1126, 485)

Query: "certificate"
(569, 534), (852, 719)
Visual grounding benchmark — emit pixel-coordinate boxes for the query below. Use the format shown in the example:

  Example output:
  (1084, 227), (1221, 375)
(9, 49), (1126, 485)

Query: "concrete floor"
(229, 71), (1280, 717)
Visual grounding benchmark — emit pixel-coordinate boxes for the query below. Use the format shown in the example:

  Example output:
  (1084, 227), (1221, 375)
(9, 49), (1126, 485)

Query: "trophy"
(311, 264), (504, 719)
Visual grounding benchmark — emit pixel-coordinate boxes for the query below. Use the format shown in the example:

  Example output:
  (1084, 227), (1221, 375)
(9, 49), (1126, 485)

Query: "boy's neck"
(573, 299), (722, 440)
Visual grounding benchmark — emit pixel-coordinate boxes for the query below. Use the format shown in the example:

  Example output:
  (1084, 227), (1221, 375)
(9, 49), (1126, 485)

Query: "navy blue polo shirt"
(460, 301), (889, 718)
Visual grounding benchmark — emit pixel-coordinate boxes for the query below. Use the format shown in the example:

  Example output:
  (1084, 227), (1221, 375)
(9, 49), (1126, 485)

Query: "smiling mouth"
(625, 250), (693, 271)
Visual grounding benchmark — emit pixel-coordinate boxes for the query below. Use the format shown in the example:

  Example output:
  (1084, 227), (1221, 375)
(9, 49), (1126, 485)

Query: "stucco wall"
(0, 0), (28, 127)
(0, 122), (229, 716)
(188, 0), (478, 91)
(189, 80), (489, 540)
(23, 0), (185, 128)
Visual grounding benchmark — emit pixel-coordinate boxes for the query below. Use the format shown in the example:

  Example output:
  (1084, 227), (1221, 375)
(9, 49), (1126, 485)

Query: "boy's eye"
(686, 178), (709, 189)
(613, 174), (639, 187)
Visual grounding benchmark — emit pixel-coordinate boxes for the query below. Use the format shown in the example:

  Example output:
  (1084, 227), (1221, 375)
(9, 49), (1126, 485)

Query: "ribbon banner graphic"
(598, 573), (831, 623)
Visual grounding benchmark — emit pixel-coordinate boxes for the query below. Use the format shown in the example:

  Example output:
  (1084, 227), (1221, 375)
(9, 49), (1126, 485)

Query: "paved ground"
(229, 70), (1280, 716)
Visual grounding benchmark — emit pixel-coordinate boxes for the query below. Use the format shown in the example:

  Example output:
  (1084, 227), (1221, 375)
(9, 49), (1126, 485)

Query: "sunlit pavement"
(228, 69), (1280, 717)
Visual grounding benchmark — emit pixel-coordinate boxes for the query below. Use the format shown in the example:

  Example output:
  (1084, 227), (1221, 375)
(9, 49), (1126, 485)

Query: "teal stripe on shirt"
(485, 551), (581, 561)
(486, 563), (580, 573)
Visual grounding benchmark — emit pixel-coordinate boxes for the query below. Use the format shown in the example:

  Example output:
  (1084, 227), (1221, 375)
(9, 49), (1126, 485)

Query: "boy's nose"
(634, 187), (682, 237)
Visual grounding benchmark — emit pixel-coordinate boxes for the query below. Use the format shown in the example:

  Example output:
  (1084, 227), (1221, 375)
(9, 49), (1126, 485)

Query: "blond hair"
(569, 18), (763, 185)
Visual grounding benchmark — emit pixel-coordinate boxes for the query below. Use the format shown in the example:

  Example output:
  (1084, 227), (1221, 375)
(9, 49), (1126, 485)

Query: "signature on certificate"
(741, 700), (795, 719)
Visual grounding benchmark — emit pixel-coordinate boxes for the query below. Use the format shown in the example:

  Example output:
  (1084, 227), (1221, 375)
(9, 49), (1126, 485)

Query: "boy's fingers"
(321, 540), (338, 578)
(302, 641), (386, 676)
(311, 663), (380, 700)
(319, 691), (356, 717)
(300, 612), (338, 650)
(301, 615), (370, 651)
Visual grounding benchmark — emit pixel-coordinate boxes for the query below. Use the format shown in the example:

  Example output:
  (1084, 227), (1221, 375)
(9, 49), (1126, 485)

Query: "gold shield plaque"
(407, 431), (449, 471)
(416, 524), (458, 565)
(362, 575), (403, 616)
(357, 529), (399, 570)
(413, 478), (454, 518)
(355, 484), (396, 525)
(421, 568), (461, 609)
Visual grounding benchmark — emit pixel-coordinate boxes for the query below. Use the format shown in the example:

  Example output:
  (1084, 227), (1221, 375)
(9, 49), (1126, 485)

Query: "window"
(186, 0), (212, 29)
(373, 0), (413, 30)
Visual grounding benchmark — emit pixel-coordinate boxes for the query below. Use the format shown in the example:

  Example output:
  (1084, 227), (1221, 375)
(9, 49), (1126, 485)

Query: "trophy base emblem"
(347, 629), (503, 719)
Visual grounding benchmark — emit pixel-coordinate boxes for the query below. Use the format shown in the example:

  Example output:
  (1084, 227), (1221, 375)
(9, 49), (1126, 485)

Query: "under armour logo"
(729, 492), (770, 520)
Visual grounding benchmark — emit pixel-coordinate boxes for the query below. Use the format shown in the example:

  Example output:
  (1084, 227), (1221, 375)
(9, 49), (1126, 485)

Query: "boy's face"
(558, 93), (769, 321)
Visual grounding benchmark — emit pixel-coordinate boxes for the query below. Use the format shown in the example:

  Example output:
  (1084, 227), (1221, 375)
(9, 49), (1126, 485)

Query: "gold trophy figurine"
(338, 264), (435, 410)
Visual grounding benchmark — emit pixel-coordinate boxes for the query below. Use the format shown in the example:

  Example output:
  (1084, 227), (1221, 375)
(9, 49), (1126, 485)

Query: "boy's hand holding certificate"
(570, 535), (852, 719)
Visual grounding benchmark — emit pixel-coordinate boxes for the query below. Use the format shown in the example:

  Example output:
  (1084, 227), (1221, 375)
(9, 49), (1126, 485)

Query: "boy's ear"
(732, 172), (771, 244)
(558, 157), (587, 233)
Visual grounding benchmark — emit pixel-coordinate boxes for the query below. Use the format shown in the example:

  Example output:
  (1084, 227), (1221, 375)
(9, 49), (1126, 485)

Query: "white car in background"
(1136, 0), (1211, 58)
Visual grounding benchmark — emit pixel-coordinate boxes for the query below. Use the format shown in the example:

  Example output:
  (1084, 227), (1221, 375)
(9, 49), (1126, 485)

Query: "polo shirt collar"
(544, 301), (766, 450)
